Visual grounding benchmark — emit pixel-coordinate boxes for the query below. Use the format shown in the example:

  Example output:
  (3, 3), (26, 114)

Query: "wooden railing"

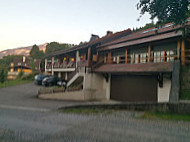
(104, 49), (179, 65)
(46, 62), (76, 70)
(92, 59), (104, 70)
(185, 49), (190, 64)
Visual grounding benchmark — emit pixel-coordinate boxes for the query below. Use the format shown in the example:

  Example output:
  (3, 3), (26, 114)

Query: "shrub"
(17, 70), (24, 79)
(0, 69), (7, 83)
(21, 73), (35, 81)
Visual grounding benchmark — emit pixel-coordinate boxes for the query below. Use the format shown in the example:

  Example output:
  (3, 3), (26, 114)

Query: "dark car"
(34, 75), (49, 85)
(42, 76), (61, 87)
(57, 79), (67, 87)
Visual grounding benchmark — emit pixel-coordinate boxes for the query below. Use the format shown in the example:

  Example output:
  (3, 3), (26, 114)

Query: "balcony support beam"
(181, 39), (186, 66)
(148, 45), (152, 63)
(76, 50), (80, 68)
(45, 59), (47, 73)
(107, 51), (112, 64)
(125, 49), (128, 64)
(52, 57), (54, 76)
(87, 47), (91, 67)
(177, 40), (181, 59)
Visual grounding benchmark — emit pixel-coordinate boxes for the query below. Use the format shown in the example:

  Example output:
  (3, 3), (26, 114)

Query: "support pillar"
(87, 47), (91, 67)
(83, 53), (86, 61)
(65, 72), (68, 80)
(58, 72), (61, 78)
(148, 45), (152, 63)
(107, 51), (112, 64)
(177, 40), (181, 59)
(106, 74), (111, 100)
(125, 49), (128, 64)
(76, 50), (80, 68)
(45, 59), (47, 73)
(181, 40), (186, 66)
(51, 57), (54, 76)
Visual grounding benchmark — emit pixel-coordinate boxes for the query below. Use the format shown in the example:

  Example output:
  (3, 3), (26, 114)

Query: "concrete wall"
(158, 77), (171, 103)
(83, 73), (107, 100)
(39, 91), (86, 101)
(38, 89), (106, 101)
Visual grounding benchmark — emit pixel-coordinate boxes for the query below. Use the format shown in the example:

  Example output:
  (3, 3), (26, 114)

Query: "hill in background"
(0, 43), (47, 59)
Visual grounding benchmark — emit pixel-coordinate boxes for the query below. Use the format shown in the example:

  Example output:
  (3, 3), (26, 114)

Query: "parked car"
(57, 79), (67, 87)
(34, 75), (49, 85)
(42, 76), (61, 87)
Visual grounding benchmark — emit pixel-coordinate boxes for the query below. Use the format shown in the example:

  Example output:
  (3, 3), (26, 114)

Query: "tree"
(137, 0), (190, 26)
(133, 22), (156, 32)
(45, 42), (73, 54)
(0, 69), (6, 83)
(30, 44), (44, 59)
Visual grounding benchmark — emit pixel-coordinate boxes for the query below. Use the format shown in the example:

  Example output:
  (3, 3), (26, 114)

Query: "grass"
(59, 107), (113, 115)
(0, 79), (32, 88)
(180, 89), (190, 100)
(141, 112), (190, 122)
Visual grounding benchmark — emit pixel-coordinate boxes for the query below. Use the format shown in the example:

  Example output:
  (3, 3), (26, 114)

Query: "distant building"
(7, 56), (41, 80)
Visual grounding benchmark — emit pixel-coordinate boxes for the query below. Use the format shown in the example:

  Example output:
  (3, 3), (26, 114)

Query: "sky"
(0, 0), (151, 51)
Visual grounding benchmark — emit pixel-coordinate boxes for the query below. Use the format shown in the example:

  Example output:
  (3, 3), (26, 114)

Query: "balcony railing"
(46, 60), (88, 70)
(104, 49), (179, 65)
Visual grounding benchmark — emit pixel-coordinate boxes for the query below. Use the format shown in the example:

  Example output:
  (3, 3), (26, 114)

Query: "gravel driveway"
(0, 83), (190, 142)
(0, 83), (82, 110)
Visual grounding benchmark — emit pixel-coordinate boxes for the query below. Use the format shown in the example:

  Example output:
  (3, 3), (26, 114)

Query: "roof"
(94, 62), (173, 73)
(97, 21), (190, 51)
(98, 30), (182, 51)
(45, 29), (132, 58)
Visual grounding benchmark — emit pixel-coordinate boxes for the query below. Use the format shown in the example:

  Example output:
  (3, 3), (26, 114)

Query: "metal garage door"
(111, 75), (157, 102)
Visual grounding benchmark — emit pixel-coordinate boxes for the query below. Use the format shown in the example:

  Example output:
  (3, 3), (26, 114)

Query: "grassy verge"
(141, 112), (190, 122)
(180, 89), (190, 100)
(59, 107), (113, 115)
(0, 79), (32, 88)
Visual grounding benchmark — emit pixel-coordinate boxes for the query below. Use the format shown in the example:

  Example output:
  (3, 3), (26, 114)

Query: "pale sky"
(0, 0), (151, 51)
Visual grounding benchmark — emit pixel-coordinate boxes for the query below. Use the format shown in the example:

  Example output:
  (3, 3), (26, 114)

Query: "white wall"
(158, 78), (171, 103)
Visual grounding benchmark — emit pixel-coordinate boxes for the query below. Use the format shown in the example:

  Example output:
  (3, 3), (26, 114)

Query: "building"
(43, 22), (190, 103)
(7, 56), (41, 80)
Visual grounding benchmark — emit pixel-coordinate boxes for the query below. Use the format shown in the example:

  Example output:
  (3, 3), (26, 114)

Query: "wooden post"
(76, 50), (80, 68)
(181, 39), (186, 66)
(87, 47), (91, 67)
(148, 45), (151, 63)
(45, 59), (47, 72)
(51, 57), (54, 76)
(177, 40), (181, 59)
(125, 49), (128, 64)
(83, 53), (86, 61)
(107, 51), (112, 64)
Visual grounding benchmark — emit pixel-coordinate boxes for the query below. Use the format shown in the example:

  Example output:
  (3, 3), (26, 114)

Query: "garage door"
(111, 75), (157, 102)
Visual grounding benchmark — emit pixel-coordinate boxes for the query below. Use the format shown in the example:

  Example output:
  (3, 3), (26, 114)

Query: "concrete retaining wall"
(38, 89), (104, 101)
(38, 91), (86, 101)
(62, 102), (190, 115)
(83, 73), (107, 100)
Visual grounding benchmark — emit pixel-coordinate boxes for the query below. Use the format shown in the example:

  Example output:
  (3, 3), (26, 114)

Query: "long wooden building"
(43, 21), (190, 102)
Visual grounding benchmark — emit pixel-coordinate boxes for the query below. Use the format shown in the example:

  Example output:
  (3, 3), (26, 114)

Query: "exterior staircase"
(67, 72), (84, 87)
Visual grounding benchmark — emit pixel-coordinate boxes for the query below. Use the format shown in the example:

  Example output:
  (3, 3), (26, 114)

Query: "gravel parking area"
(0, 83), (190, 142)
(0, 83), (83, 109)
(0, 109), (190, 142)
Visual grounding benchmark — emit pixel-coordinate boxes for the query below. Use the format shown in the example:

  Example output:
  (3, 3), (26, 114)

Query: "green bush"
(180, 89), (190, 100)
(21, 73), (35, 81)
(0, 69), (7, 83)
(17, 71), (24, 79)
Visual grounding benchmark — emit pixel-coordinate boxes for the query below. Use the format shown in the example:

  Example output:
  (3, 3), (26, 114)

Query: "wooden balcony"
(45, 60), (88, 72)
(104, 49), (179, 65)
